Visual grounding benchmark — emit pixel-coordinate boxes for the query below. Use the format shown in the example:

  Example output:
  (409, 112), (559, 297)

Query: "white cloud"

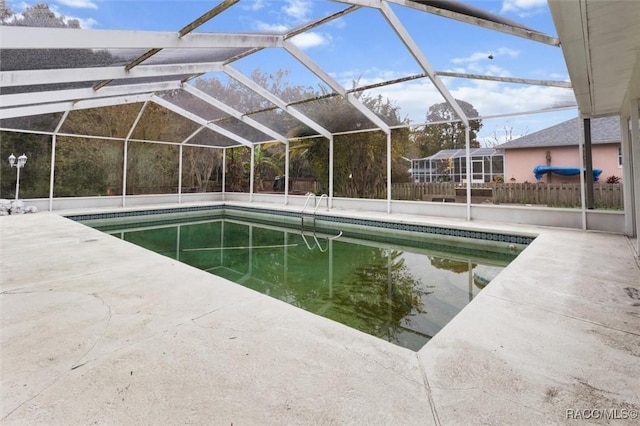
(7, 2), (99, 28)
(501, 0), (547, 17)
(451, 52), (492, 64)
(336, 72), (444, 123)
(290, 31), (331, 49)
(452, 47), (519, 64)
(48, 3), (98, 28)
(55, 0), (98, 9)
(446, 62), (513, 78)
(333, 67), (576, 137)
(253, 0), (316, 34)
(335, 68), (406, 86)
(70, 16), (97, 28)
(255, 21), (288, 33)
(11, 2), (31, 12)
(374, 81), (443, 122)
(478, 110), (578, 146)
(495, 47), (521, 58)
(327, 16), (346, 29)
(451, 80), (576, 118)
(242, 0), (267, 12)
(282, 0), (311, 21)
(548, 72), (569, 80)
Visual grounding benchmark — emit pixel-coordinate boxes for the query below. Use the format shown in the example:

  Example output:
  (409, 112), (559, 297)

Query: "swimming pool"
(76, 207), (524, 351)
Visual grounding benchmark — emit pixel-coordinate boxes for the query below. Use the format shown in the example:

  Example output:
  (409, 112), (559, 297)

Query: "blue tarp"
(533, 166), (602, 181)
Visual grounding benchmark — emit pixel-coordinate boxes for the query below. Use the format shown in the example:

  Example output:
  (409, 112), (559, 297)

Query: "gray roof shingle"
(497, 116), (621, 149)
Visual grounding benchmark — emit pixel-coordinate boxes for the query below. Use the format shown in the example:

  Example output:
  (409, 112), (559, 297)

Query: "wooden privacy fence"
(388, 182), (623, 209)
(389, 182), (489, 200)
(256, 180), (622, 209)
(388, 182), (456, 199)
(259, 177), (317, 194)
(492, 183), (623, 208)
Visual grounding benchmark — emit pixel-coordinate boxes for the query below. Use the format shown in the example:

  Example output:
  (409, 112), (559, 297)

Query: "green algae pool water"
(90, 214), (516, 351)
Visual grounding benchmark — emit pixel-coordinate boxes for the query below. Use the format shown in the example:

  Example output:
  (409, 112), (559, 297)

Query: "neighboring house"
(498, 116), (622, 183)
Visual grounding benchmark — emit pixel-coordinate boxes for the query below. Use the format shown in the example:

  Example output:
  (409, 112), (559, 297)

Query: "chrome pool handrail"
(300, 229), (342, 252)
(302, 192), (316, 214)
(315, 193), (328, 213)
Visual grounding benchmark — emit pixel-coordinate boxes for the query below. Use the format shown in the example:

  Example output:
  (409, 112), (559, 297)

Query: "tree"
(0, 131), (52, 198)
(192, 69), (307, 136)
(9, 2), (79, 27)
(412, 100), (482, 158)
(289, 89), (413, 198)
(429, 256), (476, 274)
(225, 147), (250, 192)
(54, 137), (114, 197)
(483, 122), (529, 147)
(0, 0), (13, 23)
(195, 70), (415, 198)
(327, 247), (430, 345)
(253, 143), (283, 191)
(0, 3), (116, 72)
(182, 146), (221, 193)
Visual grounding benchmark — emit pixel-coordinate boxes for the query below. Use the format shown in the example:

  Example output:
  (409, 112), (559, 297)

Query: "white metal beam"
(378, 1), (469, 126)
(1, 81), (182, 108)
(182, 84), (289, 145)
(0, 93), (153, 119)
(49, 110), (71, 211)
(125, 101), (149, 143)
(285, 4), (361, 41)
(386, 132), (392, 213)
(630, 98), (640, 248)
(0, 63), (223, 88)
(339, 0), (560, 46)
(435, 71), (572, 88)
(250, 145), (255, 201)
(329, 136), (334, 207)
(178, 145), (183, 203)
(0, 127), (226, 150)
(283, 41), (391, 134)
(123, 102), (149, 207)
(151, 95), (253, 147)
(92, 1), (240, 91)
(223, 65), (332, 139)
(181, 125), (207, 145)
(465, 126), (471, 220)
(0, 26), (283, 49)
(222, 148), (227, 199)
(620, 116), (634, 236)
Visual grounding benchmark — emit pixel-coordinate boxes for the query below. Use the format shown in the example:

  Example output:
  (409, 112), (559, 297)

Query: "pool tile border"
(66, 204), (535, 246)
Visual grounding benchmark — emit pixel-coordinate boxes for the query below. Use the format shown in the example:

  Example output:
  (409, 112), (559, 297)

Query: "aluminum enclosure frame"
(3, 0), (630, 235)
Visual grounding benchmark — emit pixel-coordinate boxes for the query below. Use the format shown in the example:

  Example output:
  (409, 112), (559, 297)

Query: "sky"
(6, 0), (580, 144)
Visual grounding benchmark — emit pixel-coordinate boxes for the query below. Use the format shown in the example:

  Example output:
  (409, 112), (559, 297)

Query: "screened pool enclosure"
(410, 148), (504, 183)
(1, 0), (639, 238)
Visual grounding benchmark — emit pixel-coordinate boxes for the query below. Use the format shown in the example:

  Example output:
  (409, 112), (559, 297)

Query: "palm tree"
(253, 143), (283, 191)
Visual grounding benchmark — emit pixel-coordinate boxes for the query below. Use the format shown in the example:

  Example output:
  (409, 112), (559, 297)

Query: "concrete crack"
(70, 292), (113, 369)
(416, 353), (441, 426)
(2, 292), (113, 421)
(340, 344), (424, 388)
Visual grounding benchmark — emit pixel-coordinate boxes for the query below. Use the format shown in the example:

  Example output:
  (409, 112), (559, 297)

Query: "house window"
(618, 146), (622, 167)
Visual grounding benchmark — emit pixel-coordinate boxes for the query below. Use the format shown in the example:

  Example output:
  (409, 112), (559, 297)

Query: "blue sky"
(7, 0), (579, 143)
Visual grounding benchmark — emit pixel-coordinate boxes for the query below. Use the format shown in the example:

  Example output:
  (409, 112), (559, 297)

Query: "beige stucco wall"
(504, 143), (622, 183)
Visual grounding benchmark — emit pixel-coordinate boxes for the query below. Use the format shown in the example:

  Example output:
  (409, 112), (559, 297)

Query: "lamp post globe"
(8, 153), (27, 200)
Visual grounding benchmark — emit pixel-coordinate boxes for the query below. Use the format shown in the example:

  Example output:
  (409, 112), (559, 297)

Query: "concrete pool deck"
(1, 203), (639, 425)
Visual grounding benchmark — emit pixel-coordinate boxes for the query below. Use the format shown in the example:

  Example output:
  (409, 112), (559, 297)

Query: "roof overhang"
(548, 0), (640, 117)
